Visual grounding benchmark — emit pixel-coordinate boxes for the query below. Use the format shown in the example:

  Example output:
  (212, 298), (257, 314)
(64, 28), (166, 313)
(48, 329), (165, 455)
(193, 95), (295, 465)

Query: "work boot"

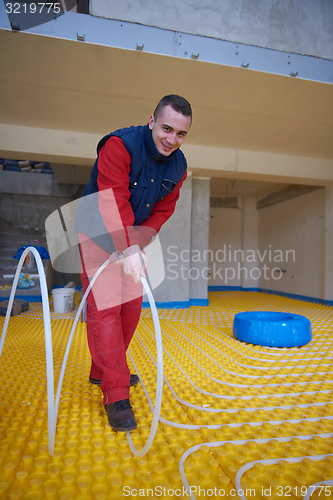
(89, 374), (140, 387)
(105, 399), (137, 431)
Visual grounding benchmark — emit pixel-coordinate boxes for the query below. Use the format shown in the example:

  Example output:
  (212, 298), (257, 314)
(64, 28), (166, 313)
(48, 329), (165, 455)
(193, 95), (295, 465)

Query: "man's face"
(149, 105), (191, 157)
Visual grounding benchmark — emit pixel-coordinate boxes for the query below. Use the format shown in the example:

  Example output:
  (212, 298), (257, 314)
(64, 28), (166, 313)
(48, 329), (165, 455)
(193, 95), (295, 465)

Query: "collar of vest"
(143, 124), (178, 163)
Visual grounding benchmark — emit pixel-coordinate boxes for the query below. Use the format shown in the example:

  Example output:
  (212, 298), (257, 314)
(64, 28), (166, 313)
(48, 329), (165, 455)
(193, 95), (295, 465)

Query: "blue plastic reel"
(233, 311), (312, 348)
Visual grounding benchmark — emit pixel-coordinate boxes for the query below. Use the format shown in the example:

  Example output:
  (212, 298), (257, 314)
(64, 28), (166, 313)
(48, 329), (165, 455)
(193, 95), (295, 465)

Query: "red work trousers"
(79, 234), (143, 405)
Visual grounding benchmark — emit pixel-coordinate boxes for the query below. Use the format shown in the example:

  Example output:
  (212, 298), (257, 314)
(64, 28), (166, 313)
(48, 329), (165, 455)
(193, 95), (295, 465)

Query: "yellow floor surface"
(0, 291), (333, 499)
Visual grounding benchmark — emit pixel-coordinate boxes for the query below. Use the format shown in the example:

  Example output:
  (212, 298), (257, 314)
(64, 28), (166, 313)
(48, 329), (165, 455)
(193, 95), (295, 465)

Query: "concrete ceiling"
(210, 178), (288, 198)
(0, 28), (332, 162)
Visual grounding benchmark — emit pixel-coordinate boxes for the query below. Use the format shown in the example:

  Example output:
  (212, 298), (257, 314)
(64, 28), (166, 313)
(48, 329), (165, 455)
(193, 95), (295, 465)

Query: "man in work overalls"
(77, 95), (192, 431)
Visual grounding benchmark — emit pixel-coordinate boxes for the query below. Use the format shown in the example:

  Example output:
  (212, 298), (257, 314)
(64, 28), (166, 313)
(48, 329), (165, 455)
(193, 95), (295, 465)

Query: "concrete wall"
(90, 0), (333, 60)
(208, 196), (260, 290)
(1, 193), (76, 229)
(324, 186), (333, 303)
(189, 178), (210, 303)
(258, 189), (326, 300)
(240, 196), (259, 289)
(0, 172), (84, 286)
(208, 206), (242, 288)
(0, 171), (83, 228)
(208, 189), (330, 303)
(0, 171), (81, 197)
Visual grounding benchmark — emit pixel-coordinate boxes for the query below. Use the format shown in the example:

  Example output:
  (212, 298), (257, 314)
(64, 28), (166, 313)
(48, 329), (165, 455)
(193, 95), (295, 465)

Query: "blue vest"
(75, 124), (187, 251)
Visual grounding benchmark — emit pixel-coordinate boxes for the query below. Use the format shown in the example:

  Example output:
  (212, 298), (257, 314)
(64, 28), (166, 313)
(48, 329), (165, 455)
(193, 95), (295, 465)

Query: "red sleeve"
(138, 172), (187, 248)
(97, 136), (141, 251)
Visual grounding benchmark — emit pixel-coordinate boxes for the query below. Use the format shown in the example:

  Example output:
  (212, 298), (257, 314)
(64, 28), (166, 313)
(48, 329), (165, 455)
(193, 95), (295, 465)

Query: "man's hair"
(153, 94), (192, 121)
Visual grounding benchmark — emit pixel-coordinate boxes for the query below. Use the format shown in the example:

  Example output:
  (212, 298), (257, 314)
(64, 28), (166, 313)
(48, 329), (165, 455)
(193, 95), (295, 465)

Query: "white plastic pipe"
(126, 276), (163, 457)
(140, 323), (331, 413)
(179, 442), (333, 500)
(235, 454), (333, 500)
(0, 246), (55, 455)
(128, 306), (333, 498)
(303, 480), (333, 499)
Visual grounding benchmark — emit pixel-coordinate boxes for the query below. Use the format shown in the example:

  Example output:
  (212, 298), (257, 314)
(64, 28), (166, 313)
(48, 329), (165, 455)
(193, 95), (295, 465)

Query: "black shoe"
(105, 399), (137, 431)
(89, 374), (140, 387)
(129, 374), (139, 386)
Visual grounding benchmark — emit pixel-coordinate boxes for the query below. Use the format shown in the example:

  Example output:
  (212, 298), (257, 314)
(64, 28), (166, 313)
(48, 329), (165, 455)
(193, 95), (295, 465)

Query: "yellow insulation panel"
(0, 291), (332, 499)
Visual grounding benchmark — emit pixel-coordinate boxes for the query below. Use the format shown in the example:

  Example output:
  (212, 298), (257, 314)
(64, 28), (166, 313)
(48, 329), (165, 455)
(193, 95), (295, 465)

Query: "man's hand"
(119, 244), (148, 283)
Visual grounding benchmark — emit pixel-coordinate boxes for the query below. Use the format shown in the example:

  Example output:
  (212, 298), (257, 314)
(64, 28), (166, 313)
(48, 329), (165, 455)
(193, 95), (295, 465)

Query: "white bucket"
(51, 288), (75, 313)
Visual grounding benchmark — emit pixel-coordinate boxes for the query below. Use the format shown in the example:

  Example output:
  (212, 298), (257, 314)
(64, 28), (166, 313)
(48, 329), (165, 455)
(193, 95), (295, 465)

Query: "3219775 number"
(5, 3), (61, 14)
(277, 485), (332, 496)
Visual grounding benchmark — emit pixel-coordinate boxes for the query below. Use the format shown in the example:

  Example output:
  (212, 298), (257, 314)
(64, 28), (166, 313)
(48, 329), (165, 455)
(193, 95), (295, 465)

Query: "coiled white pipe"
(0, 252), (164, 458)
(0, 246), (55, 455)
(53, 262), (163, 458)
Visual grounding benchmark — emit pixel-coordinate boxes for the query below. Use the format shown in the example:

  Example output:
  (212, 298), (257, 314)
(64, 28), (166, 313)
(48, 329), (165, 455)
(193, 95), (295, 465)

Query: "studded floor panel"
(0, 291), (332, 499)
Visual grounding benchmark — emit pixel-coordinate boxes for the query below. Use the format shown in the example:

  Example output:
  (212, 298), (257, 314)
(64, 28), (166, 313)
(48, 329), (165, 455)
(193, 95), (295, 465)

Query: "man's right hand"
(120, 244), (148, 283)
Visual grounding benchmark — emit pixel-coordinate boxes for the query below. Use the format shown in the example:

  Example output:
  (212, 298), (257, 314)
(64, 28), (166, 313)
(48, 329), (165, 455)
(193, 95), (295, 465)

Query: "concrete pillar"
(150, 175), (210, 307)
(241, 196), (259, 289)
(324, 186), (333, 304)
(154, 174), (192, 306)
(190, 178), (210, 305)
